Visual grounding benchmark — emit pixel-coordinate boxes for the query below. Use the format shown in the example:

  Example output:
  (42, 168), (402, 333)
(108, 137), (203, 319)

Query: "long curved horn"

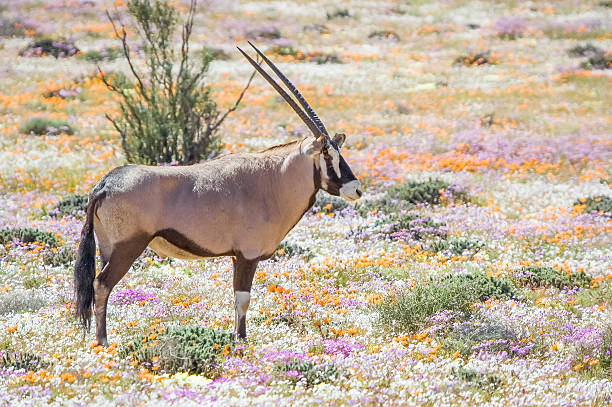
(237, 47), (324, 139)
(247, 41), (329, 137)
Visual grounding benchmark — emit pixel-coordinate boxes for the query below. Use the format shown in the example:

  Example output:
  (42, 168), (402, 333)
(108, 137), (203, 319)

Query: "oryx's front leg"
(232, 255), (258, 340)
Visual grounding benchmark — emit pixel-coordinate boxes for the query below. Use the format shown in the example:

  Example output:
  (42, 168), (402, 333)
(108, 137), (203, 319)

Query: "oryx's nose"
(356, 189), (362, 198)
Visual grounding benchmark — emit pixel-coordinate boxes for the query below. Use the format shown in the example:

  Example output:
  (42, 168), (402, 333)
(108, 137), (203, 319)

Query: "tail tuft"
(74, 220), (96, 331)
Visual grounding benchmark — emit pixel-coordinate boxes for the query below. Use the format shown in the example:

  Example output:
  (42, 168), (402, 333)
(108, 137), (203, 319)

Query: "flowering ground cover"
(0, 0), (611, 405)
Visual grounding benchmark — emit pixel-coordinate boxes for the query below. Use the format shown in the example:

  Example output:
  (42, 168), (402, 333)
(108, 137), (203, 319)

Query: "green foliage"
(428, 238), (484, 256)
(54, 194), (88, 217)
(517, 266), (592, 289)
(23, 276), (46, 290)
(387, 179), (451, 205)
(368, 30), (400, 41)
(0, 350), (50, 371)
(119, 326), (233, 375)
(0, 290), (51, 314)
(581, 54), (612, 70)
(272, 241), (311, 260)
(567, 44), (603, 58)
(275, 359), (342, 387)
(19, 37), (79, 58)
(453, 51), (497, 66)
(102, 0), (249, 165)
(0, 228), (59, 247)
(78, 46), (123, 63)
(42, 247), (76, 267)
(443, 321), (520, 358)
(576, 195), (612, 217)
(326, 9), (350, 19)
(571, 326), (612, 379)
(378, 273), (516, 333)
(314, 191), (349, 213)
(371, 213), (446, 240)
(357, 179), (467, 216)
(452, 366), (501, 387)
(19, 117), (74, 136)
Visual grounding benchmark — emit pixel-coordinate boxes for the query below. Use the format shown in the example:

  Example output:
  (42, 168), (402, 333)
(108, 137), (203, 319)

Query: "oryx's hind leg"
(94, 234), (150, 346)
(232, 255), (259, 340)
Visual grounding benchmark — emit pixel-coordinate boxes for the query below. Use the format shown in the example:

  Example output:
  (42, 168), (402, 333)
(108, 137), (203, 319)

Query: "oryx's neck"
(261, 141), (318, 241)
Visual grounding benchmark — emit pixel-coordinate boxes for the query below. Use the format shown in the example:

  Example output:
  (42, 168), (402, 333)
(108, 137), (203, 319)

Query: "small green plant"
(78, 46), (123, 63)
(371, 213), (446, 240)
(0, 228), (59, 247)
(19, 117), (74, 136)
(119, 326), (233, 376)
(388, 179), (452, 205)
(567, 44), (604, 58)
(327, 9), (350, 20)
(54, 194), (88, 217)
(576, 195), (612, 217)
(378, 273), (515, 333)
(581, 54), (612, 70)
(443, 321), (520, 358)
(517, 266), (592, 289)
(453, 51), (497, 66)
(23, 276), (46, 290)
(19, 37), (79, 58)
(42, 247), (76, 267)
(368, 30), (400, 41)
(0, 290), (51, 314)
(452, 366), (501, 387)
(272, 241), (311, 260)
(275, 359), (342, 387)
(428, 238), (484, 256)
(101, 0), (253, 165)
(271, 45), (298, 57)
(0, 350), (50, 371)
(314, 191), (349, 213)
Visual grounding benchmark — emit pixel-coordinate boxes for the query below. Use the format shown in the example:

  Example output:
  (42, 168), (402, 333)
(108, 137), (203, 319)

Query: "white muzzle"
(339, 180), (362, 201)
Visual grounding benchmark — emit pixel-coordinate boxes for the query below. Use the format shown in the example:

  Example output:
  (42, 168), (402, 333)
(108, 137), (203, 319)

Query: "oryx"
(74, 42), (362, 346)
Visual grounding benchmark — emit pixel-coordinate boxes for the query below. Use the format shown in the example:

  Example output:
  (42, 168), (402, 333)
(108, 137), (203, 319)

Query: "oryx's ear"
(303, 136), (325, 156)
(332, 133), (346, 148)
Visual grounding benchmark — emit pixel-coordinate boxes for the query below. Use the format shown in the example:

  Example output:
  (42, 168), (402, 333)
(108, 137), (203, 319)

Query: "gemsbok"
(74, 42), (362, 346)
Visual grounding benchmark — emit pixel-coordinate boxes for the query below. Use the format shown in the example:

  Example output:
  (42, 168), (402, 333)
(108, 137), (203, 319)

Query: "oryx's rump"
(92, 143), (317, 262)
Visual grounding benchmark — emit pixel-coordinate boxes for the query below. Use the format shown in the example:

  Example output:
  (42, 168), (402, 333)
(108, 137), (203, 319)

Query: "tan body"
(94, 142), (316, 263)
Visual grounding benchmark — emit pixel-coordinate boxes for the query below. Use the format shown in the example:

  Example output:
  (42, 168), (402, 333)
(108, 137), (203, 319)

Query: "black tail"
(74, 197), (97, 331)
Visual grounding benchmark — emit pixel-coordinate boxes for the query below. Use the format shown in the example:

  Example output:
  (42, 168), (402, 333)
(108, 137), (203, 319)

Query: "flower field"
(1, 0), (611, 405)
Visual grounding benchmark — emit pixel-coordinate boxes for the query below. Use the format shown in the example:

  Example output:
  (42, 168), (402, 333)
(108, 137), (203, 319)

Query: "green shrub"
(357, 179), (467, 216)
(581, 54), (612, 70)
(368, 30), (400, 41)
(567, 44), (604, 58)
(275, 359), (342, 387)
(102, 0), (252, 165)
(119, 326), (233, 376)
(428, 238), (484, 256)
(378, 273), (515, 333)
(314, 191), (349, 213)
(0, 290), (51, 314)
(453, 51), (497, 66)
(452, 366), (501, 387)
(78, 46), (123, 63)
(443, 321), (520, 358)
(576, 195), (612, 217)
(327, 9), (350, 19)
(0, 228), (59, 247)
(371, 213), (446, 240)
(42, 247), (76, 267)
(19, 37), (79, 58)
(517, 266), (592, 289)
(272, 241), (311, 260)
(0, 350), (50, 371)
(54, 194), (88, 217)
(19, 117), (74, 136)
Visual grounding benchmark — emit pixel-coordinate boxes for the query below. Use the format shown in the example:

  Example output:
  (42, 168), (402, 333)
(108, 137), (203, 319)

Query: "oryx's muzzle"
(339, 180), (362, 201)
